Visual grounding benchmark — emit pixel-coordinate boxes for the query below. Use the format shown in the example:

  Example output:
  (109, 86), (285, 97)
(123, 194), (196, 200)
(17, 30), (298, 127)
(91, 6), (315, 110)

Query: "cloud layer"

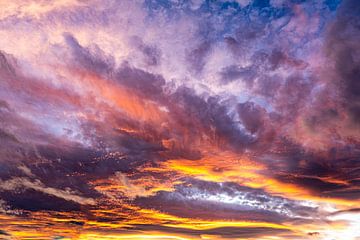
(0, 0), (359, 239)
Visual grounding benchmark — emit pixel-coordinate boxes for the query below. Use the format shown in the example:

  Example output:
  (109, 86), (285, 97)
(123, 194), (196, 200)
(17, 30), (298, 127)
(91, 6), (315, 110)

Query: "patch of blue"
(324, 0), (342, 11)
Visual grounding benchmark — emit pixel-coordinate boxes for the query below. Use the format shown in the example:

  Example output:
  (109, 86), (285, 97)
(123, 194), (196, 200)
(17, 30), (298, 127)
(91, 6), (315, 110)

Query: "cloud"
(134, 179), (318, 224)
(128, 224), (291, 239)
(325, 0), (360, 125)
(110, 172), (156, 200)
(0, 0), (359, 239)
(0, 177), (95, 205)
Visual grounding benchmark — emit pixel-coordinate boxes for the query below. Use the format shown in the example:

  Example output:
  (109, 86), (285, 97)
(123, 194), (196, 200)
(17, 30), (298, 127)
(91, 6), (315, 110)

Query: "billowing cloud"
(0, 0), (359, 239)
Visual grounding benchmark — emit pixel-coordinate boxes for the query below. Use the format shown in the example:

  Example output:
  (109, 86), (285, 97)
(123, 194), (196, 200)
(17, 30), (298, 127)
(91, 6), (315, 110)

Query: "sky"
(0, 0), (359, 239)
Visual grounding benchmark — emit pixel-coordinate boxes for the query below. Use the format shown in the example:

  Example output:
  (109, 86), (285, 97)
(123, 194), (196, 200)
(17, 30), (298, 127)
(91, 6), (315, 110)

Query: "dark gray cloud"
(135, 179), (317, 223)
(326, 0), (360, 125)
(187, 41), (212, 73)
(0, 229), (10, 236)
(131, 36), (162, 66)
(64, 32), (115, 75)
(1, 189), (83, 212)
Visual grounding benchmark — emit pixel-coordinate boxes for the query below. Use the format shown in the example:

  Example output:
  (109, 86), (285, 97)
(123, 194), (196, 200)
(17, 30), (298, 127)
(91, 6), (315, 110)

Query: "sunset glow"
(0, 0), (359, 239)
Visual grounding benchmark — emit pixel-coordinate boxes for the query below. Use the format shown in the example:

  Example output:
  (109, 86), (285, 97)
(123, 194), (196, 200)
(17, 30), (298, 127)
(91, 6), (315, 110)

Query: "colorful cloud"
(0, 0), (359, 239)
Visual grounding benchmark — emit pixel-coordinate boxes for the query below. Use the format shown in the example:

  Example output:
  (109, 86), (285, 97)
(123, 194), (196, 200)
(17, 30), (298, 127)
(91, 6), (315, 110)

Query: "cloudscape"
(0, 0), (359, 239)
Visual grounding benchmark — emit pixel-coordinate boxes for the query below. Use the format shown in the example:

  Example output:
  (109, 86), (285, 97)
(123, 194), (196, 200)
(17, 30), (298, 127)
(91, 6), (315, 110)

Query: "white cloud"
(235, 0), (252, 7)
